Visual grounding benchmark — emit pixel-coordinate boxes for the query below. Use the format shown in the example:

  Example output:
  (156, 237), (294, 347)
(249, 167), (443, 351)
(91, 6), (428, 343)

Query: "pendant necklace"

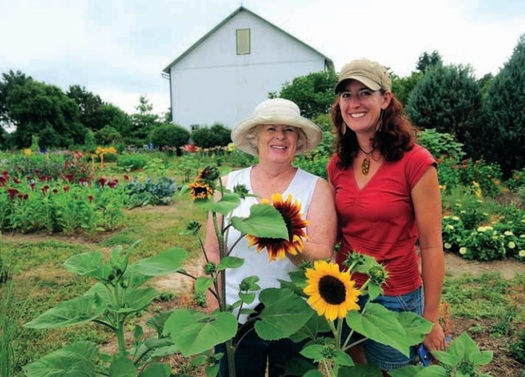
(359, 146), (376, 175)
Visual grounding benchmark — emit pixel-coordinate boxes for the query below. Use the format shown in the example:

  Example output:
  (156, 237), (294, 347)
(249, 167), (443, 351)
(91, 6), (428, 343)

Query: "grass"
(1, 187), (525, 376)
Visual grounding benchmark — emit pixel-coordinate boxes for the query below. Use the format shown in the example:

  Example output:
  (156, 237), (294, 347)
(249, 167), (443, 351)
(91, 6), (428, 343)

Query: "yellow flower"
(303, 260), (361, 321)
(188, 180), (214, 200)
(24, 148), (32, 156)
(246, 193), (309, 261)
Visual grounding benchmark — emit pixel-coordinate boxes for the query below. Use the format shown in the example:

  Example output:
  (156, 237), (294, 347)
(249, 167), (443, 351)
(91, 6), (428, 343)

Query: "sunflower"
(304, 260), (361, 321)
(246, 193), (309, 261)
(188, 180), (214, 200)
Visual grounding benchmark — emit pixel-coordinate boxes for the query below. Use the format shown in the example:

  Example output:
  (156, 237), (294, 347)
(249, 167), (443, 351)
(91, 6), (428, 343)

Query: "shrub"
(191, 123), (231, 148)
(116, 154), (150, 171)
(124, 176), (177, 208)
(150, 124), (190, 149)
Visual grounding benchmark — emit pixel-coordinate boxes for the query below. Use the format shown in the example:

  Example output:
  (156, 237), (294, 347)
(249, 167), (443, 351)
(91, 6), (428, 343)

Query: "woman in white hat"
(327, 59), (446, 373)
(205, 98), (337, 376)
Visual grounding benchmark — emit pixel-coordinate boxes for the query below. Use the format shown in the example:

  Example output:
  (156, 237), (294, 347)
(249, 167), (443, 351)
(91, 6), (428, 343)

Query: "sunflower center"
(318, 276), (346, 305)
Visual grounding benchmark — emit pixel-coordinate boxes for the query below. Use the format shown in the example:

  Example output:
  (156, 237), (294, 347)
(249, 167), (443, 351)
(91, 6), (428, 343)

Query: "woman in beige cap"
(205, 98), (336, 376)
(327, 59), (446, 373)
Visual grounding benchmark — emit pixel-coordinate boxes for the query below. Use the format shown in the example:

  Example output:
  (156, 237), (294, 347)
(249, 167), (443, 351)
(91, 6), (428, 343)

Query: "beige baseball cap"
(335, 58), (391, 93)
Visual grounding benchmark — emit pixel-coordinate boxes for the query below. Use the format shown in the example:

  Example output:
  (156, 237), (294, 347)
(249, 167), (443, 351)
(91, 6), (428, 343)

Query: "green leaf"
(139, 363), (172, 377)
(255, 288), (313, 340)
(230, 204), (288, 239)
(24, 296), (106, 329)
(164, 309), (237, 356)
(130, 247), (188, 276)
(195, 276), (214, 293)
(238, 292), (256, 305)
(469, 350), (493, 365)
(345, 303), (427, 356)
(120, 287), (158, 313)
(109, 356), (136, 377)
(289, 312), (331, 343)
(334, 349), (354, 366)
(23, 341), (98, 377)
(195, 193), (240, 214)
(217, 256), (244, 270)
(63, 251), (104, 277)
(396, 311), (433, 343)
(300, 344), (325, 362)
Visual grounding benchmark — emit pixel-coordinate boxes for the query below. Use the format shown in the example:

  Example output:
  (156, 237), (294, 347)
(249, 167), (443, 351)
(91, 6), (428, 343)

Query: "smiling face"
(338, 80), (392, 136)
(255, 124), (299, 163)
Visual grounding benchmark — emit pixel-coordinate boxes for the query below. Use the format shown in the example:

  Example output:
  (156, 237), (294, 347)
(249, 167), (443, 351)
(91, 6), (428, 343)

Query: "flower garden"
(1, 133), (525, 376)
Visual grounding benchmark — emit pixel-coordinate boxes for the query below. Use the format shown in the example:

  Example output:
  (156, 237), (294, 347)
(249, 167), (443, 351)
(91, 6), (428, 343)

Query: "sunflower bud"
(369, 265), (389, 286)
(198, 166), (220, 182)
(233, 184), (249, 198)
(204, 262), (217, 275)
(186, 221), (202, 234)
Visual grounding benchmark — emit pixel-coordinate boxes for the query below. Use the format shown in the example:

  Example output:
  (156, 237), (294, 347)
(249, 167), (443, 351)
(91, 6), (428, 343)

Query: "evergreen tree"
(482, 34), (525, 177)
(406, 64), (483, 153)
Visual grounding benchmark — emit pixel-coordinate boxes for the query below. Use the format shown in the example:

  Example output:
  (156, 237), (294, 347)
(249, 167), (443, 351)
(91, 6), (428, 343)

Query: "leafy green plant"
(117, 153), (150, 171)
(510, 327), (525, 364)
(23, 241), (187, 377)
(390, 332), (494, 377)
(124, 176), (177, 208)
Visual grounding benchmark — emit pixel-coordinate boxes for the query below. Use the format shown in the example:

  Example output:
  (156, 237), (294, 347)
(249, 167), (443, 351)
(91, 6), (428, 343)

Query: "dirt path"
(444, 251), (525, 279)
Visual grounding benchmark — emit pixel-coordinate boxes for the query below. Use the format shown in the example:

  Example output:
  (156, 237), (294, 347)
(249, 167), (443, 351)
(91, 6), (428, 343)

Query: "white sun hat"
(231, 98), (322, 156)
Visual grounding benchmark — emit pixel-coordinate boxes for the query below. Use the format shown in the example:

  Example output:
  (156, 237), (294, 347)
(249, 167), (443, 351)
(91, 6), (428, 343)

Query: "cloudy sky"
(1, 0), (523, 116)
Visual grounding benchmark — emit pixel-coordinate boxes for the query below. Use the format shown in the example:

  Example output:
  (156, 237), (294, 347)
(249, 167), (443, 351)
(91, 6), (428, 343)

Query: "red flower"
(98, 177), (108, 188)
(7, 188), (19, 200)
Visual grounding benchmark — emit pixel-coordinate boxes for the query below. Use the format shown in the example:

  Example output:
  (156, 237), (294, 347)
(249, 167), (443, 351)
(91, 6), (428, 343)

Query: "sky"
(0, 0), (524, 116)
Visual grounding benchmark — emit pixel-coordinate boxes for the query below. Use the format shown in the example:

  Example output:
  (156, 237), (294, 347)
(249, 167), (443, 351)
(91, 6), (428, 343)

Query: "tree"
(95, 126), (123, 146)
(129, 96), (161, 144)
(481, 33), (525, 177)
(150, 124), (190, 150)
(416, 51), (443, 72)
(7, 80), (86, 148)
(66, 85), (105, 131)
(391, 71), (422, 107)
(0, 70), (33, 131)
(270, 70), (338, 118)
(191, 123), (231, 148)
(97, 104), (131, 141)
(406, 64), (483, 152)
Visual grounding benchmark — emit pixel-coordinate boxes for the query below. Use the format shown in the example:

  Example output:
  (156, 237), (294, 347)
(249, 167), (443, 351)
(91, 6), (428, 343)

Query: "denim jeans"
(215, 325), (314, 377)
(341, 286), (424, 371)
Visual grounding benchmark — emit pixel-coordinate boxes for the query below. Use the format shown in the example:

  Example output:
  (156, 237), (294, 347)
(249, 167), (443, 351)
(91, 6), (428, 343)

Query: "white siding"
(167, 10), (328, 130)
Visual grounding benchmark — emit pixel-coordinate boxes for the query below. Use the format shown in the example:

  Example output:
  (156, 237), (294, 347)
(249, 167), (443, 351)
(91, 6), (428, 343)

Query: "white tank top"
(224, 166), (318, 323)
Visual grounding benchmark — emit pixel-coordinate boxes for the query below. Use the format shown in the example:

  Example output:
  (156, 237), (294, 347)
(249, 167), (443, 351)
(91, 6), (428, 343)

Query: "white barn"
(162, 6), (333, 131)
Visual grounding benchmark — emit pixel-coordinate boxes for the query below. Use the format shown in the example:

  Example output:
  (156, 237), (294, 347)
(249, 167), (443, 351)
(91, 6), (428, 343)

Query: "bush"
(124, 176), (177, 208)
(150, 124), (190, 149)
(191, 123), (231, 148)
(117, 154), (150, 171)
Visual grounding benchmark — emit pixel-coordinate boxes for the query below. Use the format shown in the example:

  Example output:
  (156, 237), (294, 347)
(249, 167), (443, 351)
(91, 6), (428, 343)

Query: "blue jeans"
(215, 325), (314, 377)
(341, 286), (424, 371)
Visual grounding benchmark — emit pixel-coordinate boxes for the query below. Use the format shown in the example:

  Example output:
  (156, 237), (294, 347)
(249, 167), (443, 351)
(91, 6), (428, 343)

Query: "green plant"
(23, 241), (188, 377)
(510, 327), (525, 364)
(460, 226), (507, 261)
(124, 176), (177, 208)
(116, 154), (150, 171)
(391, 332), (494, 377)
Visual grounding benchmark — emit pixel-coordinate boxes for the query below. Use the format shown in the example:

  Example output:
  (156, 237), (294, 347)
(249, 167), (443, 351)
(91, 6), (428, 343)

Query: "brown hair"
(330, 93), (416, 169)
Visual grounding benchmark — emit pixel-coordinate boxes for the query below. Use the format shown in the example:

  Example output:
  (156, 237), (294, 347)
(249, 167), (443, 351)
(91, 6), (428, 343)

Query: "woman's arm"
(412, 166), (447, 351)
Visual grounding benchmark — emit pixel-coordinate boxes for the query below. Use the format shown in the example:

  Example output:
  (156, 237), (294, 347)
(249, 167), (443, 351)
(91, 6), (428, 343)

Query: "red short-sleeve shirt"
(327, 145), (436, 295)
